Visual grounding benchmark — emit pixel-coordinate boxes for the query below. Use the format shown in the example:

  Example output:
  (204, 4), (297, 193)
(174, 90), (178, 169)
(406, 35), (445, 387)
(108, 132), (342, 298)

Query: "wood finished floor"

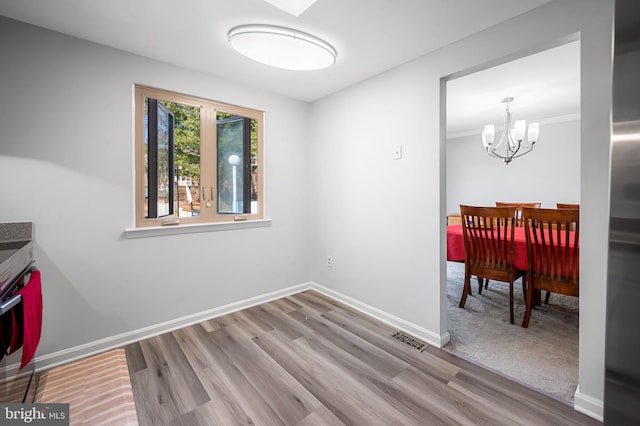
(124, 290), (599, 425)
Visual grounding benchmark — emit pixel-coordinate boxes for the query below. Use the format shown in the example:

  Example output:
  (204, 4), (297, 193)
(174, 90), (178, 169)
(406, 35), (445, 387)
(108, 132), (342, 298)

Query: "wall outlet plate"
(393, 145), (402, 160)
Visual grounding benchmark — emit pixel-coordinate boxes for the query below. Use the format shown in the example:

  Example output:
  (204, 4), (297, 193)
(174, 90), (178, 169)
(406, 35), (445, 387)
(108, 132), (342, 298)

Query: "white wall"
(447, 119), (580, 213)
(308, 0), (612, 418)
(0, 17), (311, 357)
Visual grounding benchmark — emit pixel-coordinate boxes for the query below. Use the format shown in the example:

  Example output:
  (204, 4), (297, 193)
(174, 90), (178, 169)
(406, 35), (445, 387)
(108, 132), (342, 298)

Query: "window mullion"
(199, 104), (217, 219)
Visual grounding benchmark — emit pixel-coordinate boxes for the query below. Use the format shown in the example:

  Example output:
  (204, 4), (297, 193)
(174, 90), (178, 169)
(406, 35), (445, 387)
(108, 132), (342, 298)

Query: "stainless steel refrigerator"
(605, 0), (640, 423)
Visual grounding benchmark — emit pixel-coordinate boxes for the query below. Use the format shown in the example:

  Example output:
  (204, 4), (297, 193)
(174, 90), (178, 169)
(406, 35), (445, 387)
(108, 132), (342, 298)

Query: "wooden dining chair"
(556, 203), (580, 210)
(495, 202), (542, 227)
(556, 203), (579, 233)
(480, 202), (541, 292)
(521, 207), (579, 328)
(459, 205), (526, 324)
(534, 204), (578, 304)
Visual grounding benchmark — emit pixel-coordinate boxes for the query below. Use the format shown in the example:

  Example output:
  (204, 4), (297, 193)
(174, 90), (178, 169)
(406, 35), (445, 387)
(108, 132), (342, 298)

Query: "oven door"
(0, 264), (36, 403)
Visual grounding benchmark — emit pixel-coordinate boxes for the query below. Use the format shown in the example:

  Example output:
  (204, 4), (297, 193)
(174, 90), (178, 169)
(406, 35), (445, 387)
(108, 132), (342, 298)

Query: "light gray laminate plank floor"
(124, 290), (599, 425)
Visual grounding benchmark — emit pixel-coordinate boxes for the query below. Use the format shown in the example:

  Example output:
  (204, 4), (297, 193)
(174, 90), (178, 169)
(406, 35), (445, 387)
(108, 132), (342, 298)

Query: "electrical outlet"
(327, 255), (332, 268)
(393, 144), (402, 160)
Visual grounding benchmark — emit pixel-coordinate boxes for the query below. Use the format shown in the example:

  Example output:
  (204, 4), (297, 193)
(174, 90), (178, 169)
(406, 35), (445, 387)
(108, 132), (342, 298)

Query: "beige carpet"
(444, 261), (579, 405)
(35, 349), (138, 425)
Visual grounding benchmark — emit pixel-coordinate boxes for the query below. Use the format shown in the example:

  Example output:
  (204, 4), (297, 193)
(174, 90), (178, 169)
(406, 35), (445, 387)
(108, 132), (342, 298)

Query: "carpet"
(444, 261), (579, 405)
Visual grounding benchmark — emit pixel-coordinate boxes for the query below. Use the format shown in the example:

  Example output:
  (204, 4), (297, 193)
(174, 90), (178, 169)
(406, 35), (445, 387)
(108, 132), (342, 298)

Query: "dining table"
(447, 224), (528, 270)
(446, 224), (579, 273)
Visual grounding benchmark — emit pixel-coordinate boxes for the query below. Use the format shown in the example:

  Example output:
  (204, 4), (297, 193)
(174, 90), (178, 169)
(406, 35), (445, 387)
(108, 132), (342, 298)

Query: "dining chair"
(480, 202), (541, 292)
(521, 207), (579, 328)
(459, 205), (526, 324)
(495, 202), (542, 227)
(555, 202), (579, 234)
(556, 203), (580, 210)
(535, 203), (578, 304)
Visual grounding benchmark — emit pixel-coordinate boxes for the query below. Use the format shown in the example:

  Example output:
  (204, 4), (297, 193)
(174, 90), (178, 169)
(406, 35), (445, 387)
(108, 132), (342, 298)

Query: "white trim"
(124, 218), (272, 238)
(0, 363), (34, 385)
(310, 282), (451, 348)
(574, 385), (604, 421)
(26, 282), (312, 373)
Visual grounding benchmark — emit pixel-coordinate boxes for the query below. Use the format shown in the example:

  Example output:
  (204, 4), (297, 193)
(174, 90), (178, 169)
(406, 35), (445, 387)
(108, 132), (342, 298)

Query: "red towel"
(16, 270), (42, 369)
(7, 308), (22, 355)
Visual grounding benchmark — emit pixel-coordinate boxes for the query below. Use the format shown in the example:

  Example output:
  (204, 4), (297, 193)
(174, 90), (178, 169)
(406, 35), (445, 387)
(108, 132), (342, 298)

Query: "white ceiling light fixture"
(263, 0), (318, 17)
(228, 24), (337, 71)
(482, 97), (540, 165)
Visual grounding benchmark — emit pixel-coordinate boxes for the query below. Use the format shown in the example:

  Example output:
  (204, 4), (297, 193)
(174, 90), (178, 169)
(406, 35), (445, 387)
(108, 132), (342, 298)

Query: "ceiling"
(447, 40), (580, 137)
(0, 0), (553, 100)
(0, 0), (578, 135)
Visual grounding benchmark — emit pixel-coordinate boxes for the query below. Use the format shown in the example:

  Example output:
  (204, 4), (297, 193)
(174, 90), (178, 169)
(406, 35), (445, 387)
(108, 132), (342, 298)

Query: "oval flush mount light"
(228, 24), (337, 71)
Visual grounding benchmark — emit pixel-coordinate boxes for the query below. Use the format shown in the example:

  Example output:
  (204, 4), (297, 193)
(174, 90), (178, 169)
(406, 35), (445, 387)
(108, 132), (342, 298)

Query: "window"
(134, 85), (263, 227)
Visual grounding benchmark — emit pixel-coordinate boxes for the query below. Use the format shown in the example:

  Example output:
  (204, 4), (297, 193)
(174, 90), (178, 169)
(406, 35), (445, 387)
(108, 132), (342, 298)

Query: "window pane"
(144, 102), (149, 218)
(217, 114), (248, 214)
(162, 101), (202, 218)
(157, 104), (171, 217)
(249, 118), (258, 214)
(145, 98), (174, 218)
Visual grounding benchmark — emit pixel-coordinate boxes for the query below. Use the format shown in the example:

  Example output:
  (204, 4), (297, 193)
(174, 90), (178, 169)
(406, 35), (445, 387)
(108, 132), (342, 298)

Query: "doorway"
(442, 40), (581, 404)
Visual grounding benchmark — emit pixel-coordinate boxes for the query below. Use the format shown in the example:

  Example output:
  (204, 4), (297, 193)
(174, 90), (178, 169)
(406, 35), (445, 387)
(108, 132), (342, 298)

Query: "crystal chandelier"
(481, 97), (540, 164)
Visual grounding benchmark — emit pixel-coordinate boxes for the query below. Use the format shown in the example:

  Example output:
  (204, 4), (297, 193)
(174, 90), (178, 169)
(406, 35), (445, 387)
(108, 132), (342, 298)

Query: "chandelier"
(481, 97), (539, 164)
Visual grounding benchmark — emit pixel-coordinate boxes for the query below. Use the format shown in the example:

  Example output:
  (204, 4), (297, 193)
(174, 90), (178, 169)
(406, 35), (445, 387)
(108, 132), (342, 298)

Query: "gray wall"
(447, 119), (580, 213)
(308, 0), (611, 418)
(0, 16), (311, 357)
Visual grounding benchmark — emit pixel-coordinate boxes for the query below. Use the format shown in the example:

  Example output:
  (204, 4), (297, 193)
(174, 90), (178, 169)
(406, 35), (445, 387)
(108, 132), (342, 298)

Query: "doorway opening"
(442, 40), (581, 405)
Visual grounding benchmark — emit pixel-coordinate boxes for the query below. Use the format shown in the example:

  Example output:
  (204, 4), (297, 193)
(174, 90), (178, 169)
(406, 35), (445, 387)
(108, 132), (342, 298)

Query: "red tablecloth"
(447, 225), (529, 271)
(447, 224), (579, 274)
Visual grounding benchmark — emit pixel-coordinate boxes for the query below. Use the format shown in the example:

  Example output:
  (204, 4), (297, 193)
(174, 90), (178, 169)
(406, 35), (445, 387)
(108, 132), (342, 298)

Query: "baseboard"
(574, 385), (604, 422)
(309, 282), (450, 348)
(22, 282), (314, 374)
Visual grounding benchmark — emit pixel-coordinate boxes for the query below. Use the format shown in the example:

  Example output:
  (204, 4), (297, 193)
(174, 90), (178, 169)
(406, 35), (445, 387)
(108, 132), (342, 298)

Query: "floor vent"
(391, 331), (427, 352)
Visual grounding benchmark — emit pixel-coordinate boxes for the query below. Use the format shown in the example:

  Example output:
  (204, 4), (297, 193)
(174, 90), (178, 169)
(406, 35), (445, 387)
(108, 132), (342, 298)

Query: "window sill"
(124, 218), (272, 239)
